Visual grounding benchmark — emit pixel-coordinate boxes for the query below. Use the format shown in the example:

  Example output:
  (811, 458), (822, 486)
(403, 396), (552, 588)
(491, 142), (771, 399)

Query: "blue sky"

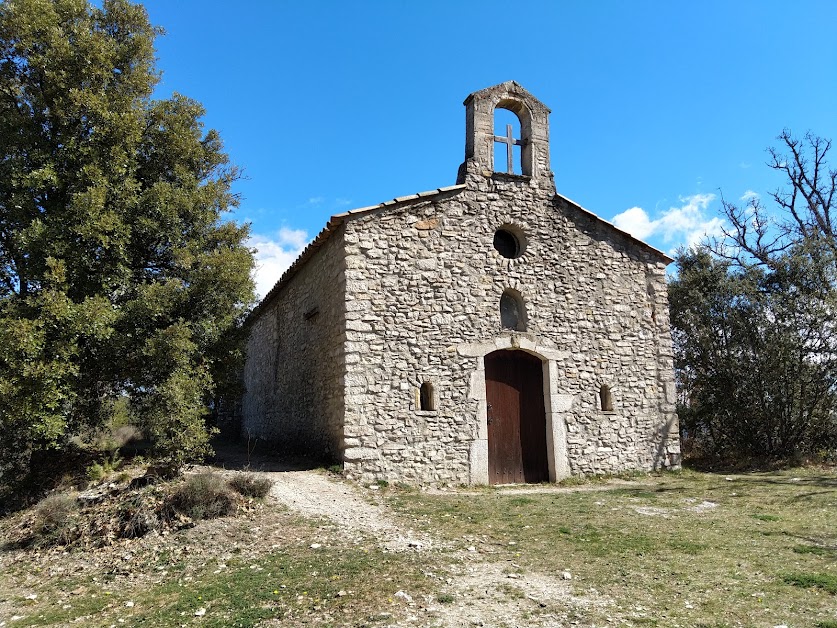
(142, 0), (837, 297)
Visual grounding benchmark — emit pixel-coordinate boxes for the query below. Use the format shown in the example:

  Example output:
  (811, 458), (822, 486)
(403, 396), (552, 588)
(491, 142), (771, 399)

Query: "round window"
(493, 226), (526, 259)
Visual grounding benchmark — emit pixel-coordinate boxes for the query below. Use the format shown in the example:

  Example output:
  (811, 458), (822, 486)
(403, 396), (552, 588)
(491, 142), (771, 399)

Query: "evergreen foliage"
(0, 0), (255, 489)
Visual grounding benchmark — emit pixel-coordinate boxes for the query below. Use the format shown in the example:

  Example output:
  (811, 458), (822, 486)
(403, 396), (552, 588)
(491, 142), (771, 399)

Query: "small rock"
(507, 573), (521, 579)
(25, 594), (37, 601)
(309, 543), (322, 549)
(194, 607), (206, 617)
(467, 546), (476, 552)
(125, 601), (134, 608)
(562, 571), (572, 580)
(336, 590), (347, 597)
(407, 540), (423, 549)
(394, 590), (413, 603)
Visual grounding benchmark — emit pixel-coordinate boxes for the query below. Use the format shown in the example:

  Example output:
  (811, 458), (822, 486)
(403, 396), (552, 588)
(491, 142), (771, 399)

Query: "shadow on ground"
(209, 437), (331, 473)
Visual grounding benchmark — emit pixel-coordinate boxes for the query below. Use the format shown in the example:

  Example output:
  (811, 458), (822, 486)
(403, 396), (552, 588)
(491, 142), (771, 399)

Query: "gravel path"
(267, 470), (432, 552)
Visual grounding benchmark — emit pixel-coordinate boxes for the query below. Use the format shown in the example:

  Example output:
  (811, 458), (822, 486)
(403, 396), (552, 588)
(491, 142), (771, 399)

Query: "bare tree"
(720, 131), (837, 269)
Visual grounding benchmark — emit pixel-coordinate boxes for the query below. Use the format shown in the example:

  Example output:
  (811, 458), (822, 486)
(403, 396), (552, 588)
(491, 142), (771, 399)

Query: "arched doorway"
(484, 349), (549, 484)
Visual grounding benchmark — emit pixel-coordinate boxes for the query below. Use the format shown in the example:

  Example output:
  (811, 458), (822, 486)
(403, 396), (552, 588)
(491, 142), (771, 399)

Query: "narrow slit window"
(420, 382), (435, 411)
(600, 385), (614, 412)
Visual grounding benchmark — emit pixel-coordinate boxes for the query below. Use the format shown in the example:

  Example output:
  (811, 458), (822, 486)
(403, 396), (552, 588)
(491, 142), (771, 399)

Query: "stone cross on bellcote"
(493, 123), (523, 174)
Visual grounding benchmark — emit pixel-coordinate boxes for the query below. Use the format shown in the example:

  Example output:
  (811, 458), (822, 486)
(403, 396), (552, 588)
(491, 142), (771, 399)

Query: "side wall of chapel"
(340, 176), (679, 484)
(241, 228), (346, 458)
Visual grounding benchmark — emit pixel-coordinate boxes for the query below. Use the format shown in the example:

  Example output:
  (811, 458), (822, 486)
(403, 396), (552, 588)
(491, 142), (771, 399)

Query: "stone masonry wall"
(340, 172), (679, 484)
(241, 228), (346, 458)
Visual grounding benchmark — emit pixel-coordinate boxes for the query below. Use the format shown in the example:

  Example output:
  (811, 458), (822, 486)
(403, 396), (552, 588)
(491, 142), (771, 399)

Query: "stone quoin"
(238, 81), (681, 484)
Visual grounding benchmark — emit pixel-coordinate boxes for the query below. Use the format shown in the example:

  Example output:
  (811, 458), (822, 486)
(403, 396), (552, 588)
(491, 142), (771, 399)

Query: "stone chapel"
(240, 81), (681, 485)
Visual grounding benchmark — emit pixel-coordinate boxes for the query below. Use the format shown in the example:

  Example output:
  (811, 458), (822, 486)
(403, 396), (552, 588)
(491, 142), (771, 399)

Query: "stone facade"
(241, 81), (680, 484)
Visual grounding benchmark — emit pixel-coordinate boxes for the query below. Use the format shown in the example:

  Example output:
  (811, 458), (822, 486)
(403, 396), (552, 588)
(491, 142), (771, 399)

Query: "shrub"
(85, 453), (123, 484)
(166, 472), (237, 520)
(32, 493), (79, 546)
(227, 474), (273, 499)
(86, 463), (106, 482)
(118, 494), (159, 539)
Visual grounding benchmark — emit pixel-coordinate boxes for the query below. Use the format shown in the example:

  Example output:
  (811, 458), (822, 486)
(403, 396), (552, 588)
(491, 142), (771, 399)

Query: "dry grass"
(165, 472), (238, 520)
(227, 473), (273, 498)
(387, 467), (837, 626)
(30, 493), (79, 547)
(1, 499), (438, 627)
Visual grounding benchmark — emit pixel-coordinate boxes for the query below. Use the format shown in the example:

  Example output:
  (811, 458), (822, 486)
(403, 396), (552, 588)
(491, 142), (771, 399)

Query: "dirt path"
(222, 464), (617, 628)
(267, 471), (432, 552)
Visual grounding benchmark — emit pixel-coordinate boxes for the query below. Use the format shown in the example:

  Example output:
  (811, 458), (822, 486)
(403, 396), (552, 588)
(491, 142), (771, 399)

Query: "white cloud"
(740, 189), (760, 202)
(611, 206), (655, 239)
(612, 193), (725, 249)
(248, 227), (310, 299)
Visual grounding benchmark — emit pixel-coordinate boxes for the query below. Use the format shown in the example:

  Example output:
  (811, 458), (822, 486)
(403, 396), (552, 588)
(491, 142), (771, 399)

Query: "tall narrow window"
(420, 382), (435, 411)
(500, 289), (527, 331)
(600, 385), (614, 412)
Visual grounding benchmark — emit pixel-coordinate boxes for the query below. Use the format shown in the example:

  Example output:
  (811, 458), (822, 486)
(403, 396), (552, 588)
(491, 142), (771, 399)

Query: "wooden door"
(485, 350), (549, 484)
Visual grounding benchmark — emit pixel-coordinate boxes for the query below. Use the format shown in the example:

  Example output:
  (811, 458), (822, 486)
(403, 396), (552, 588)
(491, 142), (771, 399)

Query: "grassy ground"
(1, 506), (440, 627)
(388, 468), (837, 627)
(2, 466), (835, 627)
(11, 547), (435, 627)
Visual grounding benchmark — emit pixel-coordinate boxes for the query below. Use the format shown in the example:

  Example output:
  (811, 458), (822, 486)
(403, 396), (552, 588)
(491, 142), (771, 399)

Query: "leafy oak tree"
(670, 132), (837, 459)
(0, 0), (255, 490)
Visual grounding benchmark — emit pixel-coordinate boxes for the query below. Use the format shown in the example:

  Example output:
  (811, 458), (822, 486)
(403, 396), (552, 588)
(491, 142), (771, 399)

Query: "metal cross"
(493, 124), (522, 174)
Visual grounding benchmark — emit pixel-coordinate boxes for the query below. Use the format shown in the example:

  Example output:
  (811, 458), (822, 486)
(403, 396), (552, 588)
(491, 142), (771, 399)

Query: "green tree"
(670, 131), (837, 459)
(670, 248), (837, 458)
(0, 0), (255, 488)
